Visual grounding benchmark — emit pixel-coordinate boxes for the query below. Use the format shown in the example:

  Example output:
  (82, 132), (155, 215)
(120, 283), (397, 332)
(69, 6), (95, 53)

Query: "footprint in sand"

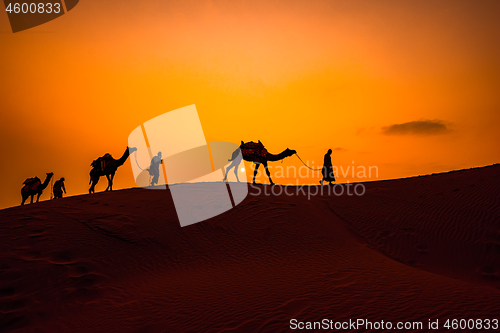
(63, 271), (105, 303)
(0, 286), (16, 297)
(28, 228), (47, 238)
(0, 286), (28, 317)
(71, 274), (102, 288)
(407, 259), (418, 266)
(485, 242), (500, 254)
(416, 244), (428, 253)
(48, 252), (77, 264)
(67, 265), (90, 278)
(64, 262), (104, 287)
(323, 271), (354, 287)
(0, 268), (23, 282)
(1, 299), (28, 313)
(18, 216), (44, 221)
(20, 250), (43, 260)
(480, 265), (499, 280)
(278, 299), (310, 316)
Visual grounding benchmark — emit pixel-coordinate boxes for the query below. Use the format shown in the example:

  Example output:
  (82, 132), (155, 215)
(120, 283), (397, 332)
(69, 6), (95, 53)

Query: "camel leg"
(105, 174), (111, 191)
(263, 162), (274, 185)
(234, 166), (240, 182)
(36, 192), (41, 203)
(223, 164), (234, 181)
(253, 163), (261, 184)
(21, 194), (27, 206)
(110, 172), (115, 191)
(30, 194), (34, 204)
(223, 160), (239, 182)
(89, 177), (99, 194)
(234, 158), (242, 182)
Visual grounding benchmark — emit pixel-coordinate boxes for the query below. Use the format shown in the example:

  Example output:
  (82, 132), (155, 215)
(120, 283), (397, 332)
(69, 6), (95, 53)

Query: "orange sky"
(0, 0), (499, 209)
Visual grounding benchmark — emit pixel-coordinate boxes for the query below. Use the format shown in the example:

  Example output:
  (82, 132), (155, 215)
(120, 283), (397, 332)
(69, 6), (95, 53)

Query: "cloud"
(332, 147), (347, 152)
(382, 120), (450, 136)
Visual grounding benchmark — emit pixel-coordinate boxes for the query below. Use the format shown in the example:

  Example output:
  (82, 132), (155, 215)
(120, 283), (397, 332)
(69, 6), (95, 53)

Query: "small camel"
(224, 141), (296, 185)
(89, 146), (137, 193)
(21, 172), (54, 205)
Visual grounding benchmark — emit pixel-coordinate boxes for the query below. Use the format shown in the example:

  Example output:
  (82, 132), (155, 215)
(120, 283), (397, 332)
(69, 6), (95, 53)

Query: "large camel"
(89, 146), (137, 193)
(223, 141), (296, 185)
(21, 172), (54, 205)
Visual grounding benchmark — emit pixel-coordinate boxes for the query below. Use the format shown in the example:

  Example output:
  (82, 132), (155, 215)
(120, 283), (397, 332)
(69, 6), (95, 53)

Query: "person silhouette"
(320, 149), (335, 185)
(53, 177), (66, 199)
(149, 151), (163, 186)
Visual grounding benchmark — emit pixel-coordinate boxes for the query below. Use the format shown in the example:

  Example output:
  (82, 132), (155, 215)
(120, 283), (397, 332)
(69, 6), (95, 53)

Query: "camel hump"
(23, 177), (40, 185)
(22, 177), (41, 192)
(91, 153), (113, 168)
(240, 141), (268, 163)
(240, 141), (264, 149)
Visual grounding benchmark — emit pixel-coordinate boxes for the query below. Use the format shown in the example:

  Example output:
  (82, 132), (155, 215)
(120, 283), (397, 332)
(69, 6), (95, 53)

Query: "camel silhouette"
(21, 172), (54, 205)
(223, 141), (296, 185)
(89, 146), (137, 193)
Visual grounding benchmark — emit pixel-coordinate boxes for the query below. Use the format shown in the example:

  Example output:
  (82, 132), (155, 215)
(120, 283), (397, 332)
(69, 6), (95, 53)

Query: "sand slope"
(0, 165), (499, 332)
(329, 164), (500, 288)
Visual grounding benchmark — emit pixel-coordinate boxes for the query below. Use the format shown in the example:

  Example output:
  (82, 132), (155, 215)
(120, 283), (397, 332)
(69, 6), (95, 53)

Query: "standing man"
(53, 177), (66, 199)
(149, 151), (163, 186)
(320, 149), (335, 185)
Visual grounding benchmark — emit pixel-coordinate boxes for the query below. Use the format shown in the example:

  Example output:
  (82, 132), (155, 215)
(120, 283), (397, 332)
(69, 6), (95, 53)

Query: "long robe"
(149, 156), (162, 185)
(322, 153), (335, 182)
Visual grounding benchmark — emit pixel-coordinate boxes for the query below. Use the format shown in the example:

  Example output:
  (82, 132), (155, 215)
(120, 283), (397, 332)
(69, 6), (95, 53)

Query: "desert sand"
(0, 165), (499, 332)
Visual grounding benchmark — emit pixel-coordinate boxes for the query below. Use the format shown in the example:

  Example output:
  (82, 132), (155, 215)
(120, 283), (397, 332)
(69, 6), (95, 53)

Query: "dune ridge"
(329, 164), (500, 288)
(0, 165), (499, 332)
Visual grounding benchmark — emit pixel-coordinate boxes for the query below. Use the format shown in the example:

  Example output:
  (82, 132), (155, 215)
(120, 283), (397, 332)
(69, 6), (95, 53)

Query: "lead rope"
(50, 177), (54, 200)
(134, 151), (145, 171)
(134, 151), (153, 185)
(295, 153), (323, 171)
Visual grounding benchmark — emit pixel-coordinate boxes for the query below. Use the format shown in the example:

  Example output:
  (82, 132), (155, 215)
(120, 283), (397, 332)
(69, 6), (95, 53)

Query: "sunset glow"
(1, 0), (499, 208)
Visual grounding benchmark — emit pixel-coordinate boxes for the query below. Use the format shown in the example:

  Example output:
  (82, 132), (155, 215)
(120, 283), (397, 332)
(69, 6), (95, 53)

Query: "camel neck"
(41, 174), (52, 189)
(117, 148), (131, 166)
(267, 150), (292, 162)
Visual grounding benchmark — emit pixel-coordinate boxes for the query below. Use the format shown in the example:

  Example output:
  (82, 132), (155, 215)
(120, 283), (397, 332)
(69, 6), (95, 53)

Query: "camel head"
(284, 148), (296, 158)
(41, 172), (54, 187)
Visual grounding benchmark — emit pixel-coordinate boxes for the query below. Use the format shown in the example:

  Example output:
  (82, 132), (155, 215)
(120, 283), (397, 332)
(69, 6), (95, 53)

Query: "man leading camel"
(149, 151), (163, 186)
(320, 149), (335, 186)
(53, 177), (66, 199)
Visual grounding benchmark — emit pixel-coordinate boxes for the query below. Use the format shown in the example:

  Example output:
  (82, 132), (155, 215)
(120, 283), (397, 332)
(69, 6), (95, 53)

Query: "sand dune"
(0, 165), (499, 332)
